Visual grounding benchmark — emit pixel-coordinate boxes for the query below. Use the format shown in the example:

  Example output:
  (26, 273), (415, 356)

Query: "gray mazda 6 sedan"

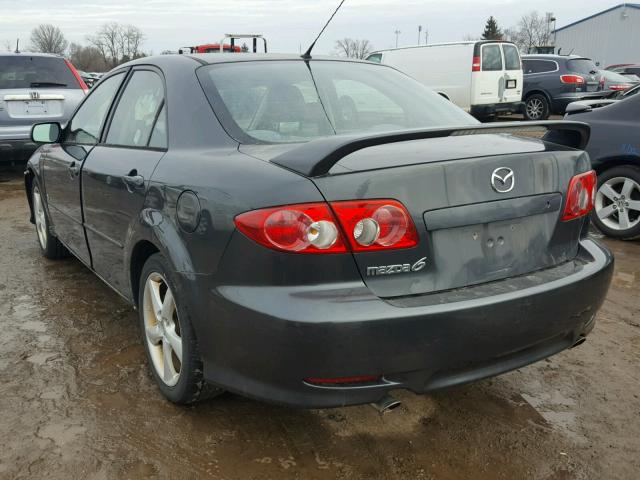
(24, 54), (613, 408)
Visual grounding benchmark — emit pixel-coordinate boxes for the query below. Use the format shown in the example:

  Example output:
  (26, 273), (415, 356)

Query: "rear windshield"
(567, 59), (598, 75)
(0, 55), (78, 90)
(198, 60), (477, 144)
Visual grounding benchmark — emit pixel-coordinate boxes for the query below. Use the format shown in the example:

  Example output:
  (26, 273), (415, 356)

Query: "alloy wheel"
(33, 186), (48, 249)
(143, 272), (183, 387)
(526, 98), (544, 119)
(595, 176), (640, 231)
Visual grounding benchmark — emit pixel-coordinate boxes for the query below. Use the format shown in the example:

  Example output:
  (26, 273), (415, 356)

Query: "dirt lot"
(0, 167), (638, 480)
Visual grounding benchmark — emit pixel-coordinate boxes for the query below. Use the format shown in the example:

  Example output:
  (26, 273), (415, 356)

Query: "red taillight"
(64, 59), (89, 93)
(472, 56), (481, 72)
(560, 74), (585, 85)
(304, 375), (380, 385)
(609, 85), (630, 91)
(330, 200), (418, 252)
(562, 170), (597, 221)
(234, 202), (347, 253)
(234, 199), (418, 254)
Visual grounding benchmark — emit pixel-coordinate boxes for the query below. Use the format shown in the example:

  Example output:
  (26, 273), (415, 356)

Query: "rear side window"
(67, 73), (125, 145)
(567, 59), (597, 75)
(503, 45), (521, 71)
(523, 60), (557, 74)
(0, 55), (79, 89)
(482, 45), (503, 71)
(366, 54), (382, 64)
(106, 70), (165, 148)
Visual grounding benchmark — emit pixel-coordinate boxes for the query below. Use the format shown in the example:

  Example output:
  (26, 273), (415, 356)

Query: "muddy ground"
(0, 167), (638, 480)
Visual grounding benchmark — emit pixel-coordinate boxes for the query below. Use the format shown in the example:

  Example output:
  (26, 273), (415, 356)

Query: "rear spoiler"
(271, 121), (590, 177)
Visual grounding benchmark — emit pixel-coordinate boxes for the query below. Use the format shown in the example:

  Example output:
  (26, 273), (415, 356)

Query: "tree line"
(477, 11), (556, 52)
(2, 23), (147, 72)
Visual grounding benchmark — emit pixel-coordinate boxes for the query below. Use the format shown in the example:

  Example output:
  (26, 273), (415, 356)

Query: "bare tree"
(505, 11), (554, 53)
(2, 39), (13, 52)
(30, 24), (68, 54)
(87, 22), (145, 68)
(334, 38), (373, 59)
(68, 43), (109, 72)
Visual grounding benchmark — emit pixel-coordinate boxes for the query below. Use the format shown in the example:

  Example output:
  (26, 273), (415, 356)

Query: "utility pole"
(425, 29), (429, 45)
(394, 29), (401, 48)
(418, 25), (422, 45)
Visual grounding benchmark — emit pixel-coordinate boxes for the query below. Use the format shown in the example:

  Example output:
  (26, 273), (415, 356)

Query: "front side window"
(482, 45), (503, 71)
(503, 45), (521, 71)
(198, 60), (476, 144)
(106, 70), (165, 148)
(66, 72), (125, 145)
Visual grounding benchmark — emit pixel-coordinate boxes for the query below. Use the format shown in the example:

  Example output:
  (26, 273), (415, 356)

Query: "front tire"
(32, 183), (67, 259)
(138, 253), (223, 404)
(591, 165), (640, 240)
(524, 94), (550, 120)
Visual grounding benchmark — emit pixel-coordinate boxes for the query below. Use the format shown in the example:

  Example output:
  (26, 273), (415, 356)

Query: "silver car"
(0, 52), (86, 163)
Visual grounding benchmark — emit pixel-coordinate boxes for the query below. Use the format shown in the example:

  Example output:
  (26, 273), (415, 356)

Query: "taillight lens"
(331, 200), (418, 252)
(472, 56), (481, 72)
(235, 202), (347, 253)
(234, 199), (418, 253)
(609, 85), (630, 91)
(560, 74), (585, 85)
(562, 170), (597, 221)
(64, 59), (89, 93)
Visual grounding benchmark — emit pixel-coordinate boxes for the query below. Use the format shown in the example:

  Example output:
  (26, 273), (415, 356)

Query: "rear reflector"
(235, 199), (418, 254)
(472, 56), (481, 72)
(562, 170), (596, 221)
(304, 375), (380, 385)
(560, 75), (585, 85)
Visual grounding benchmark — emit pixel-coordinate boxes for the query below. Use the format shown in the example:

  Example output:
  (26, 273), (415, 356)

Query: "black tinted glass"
(567, 59), (598, 75)
(0, 56), (78, 89)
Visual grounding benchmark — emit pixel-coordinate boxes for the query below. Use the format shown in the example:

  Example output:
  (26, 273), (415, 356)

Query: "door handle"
(123, 170), (145, 190)
(68, 161), (80, 178)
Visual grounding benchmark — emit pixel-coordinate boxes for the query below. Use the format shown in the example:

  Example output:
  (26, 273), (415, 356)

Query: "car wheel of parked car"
(32, 183), (67, 259)
(139, 253), (223, 404)
(524, 94), (550, 121)
(592, 166), (640, 240)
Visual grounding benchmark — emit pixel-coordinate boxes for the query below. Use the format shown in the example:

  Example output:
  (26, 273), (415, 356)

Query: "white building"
(554, 3), (640, 67)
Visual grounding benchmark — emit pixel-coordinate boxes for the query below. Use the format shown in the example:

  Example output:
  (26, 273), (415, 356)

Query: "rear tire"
(591, 165), (640, 240)
(524, 94), (550, 120)
(138, 253), (223, 404)
(32, 182), (67, 259)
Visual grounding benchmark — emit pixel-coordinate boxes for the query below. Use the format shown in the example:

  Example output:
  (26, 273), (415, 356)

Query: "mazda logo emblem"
(491, 167), (515, 193)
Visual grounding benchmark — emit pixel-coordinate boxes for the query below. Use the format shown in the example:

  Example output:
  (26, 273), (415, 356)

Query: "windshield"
(567, 59), (598, 75)
(198, 60), (477, 144)
(0, 55), (78, 90)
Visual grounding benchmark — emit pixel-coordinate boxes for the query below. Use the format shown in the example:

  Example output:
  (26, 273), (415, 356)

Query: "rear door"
(473, 43), (503, 105)
(43, 72), (126, 264)
(501, 43), (523, 103)
(0, 55), (85, 141)
(81, 68), (167, 294)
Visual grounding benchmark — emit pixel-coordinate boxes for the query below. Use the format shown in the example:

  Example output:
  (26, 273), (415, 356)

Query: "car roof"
(0, 52), (64, 58)
(522, 54), (589, 61)
(123, 53), (371, 68)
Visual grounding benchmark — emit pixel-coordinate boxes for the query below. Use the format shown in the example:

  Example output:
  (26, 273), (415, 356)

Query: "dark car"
(0, 53), (87, 164)
(599, 69), (640, 95)
(522, 54), (605, 120)
(565, 93), (640, 239)
(608, 64), (640, 79)
(24, 54), (613, 408)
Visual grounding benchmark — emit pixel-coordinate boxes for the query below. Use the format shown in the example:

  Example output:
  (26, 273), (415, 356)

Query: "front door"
(43, 72), (126, 264)
(82, 69), (167, 294)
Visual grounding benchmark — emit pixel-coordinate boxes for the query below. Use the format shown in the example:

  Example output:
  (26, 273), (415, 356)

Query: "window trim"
(62, 69), (129, 147)
(522, 59), (559, 75)
(100, 65), (169, 152)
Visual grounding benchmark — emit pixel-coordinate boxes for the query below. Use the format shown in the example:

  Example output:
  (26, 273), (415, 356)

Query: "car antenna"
(301, 0), (346, 60)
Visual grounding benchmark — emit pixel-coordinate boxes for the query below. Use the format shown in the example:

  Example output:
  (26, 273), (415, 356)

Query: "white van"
(366, 41), (524, 118)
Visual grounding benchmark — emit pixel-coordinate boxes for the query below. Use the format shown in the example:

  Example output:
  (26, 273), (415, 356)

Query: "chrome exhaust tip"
(371, 394), (402, 414)
(571, 336), (587, 348)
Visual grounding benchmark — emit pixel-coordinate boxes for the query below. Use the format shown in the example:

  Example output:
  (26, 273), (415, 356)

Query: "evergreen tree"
(482, 16), (503, 40)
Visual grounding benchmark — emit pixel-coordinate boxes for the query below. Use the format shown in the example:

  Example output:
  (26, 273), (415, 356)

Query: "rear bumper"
(0, 126), (38, 163)
(470, 101), (524, 117)
(187, 238), (613, 408)
(552, 92), (608, 113)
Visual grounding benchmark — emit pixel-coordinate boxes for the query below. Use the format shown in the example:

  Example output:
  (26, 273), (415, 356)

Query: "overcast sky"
(0, 0), (619, 55)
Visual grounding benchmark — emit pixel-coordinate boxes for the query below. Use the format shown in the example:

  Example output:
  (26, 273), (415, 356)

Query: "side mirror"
(31, 122), (61, 144)
(565, 102), (592, 114)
